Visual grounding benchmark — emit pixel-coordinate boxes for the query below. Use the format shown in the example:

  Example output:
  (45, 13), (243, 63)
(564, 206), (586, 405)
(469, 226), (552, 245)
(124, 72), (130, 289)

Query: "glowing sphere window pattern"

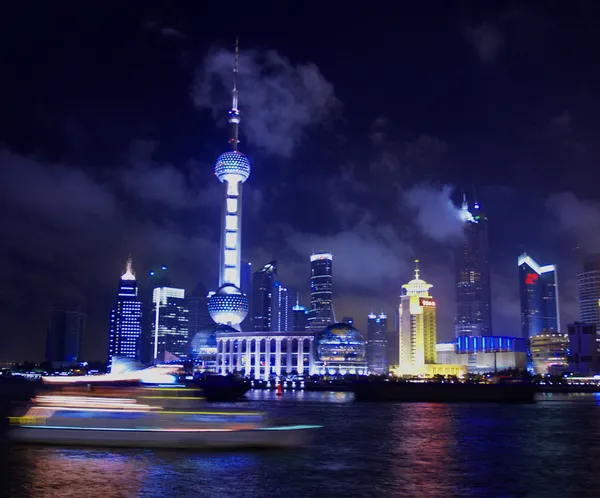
(214, 151), (251, 182)
(317, 323), (366, 363)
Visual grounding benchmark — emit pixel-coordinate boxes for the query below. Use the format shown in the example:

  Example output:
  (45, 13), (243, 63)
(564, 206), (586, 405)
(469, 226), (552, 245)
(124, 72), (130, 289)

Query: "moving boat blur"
(8, 383), (320, 449)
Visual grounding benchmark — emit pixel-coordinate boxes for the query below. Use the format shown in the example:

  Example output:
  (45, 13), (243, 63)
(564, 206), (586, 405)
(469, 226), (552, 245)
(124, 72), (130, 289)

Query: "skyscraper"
(307, 252), (334, 331)
(240, 261), (252, 330)
(46, 304), (86, 363)
(398, 261), (437, 376)
(108, 257), (142, 368)
(455, 197), (492, 337)
(151, 287), (189, 362)
(579, 254), (600, 327)
(272, 281), (292, 332)
(292, 294), (308, 332)
(518, 253), (560, 338)
(366, 312), (388, 374)
(207, 39), (251, 330)
(251, 261), (277, 331)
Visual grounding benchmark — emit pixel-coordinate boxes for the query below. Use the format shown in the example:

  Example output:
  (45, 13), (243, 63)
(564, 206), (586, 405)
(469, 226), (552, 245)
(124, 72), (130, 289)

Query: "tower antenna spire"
(228, 37), (240, 151)
(414, 259), (420, 279)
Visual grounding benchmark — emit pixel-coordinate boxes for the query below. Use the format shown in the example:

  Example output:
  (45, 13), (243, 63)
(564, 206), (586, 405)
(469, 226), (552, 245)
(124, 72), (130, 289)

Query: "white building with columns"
(216, 330), (316, 380)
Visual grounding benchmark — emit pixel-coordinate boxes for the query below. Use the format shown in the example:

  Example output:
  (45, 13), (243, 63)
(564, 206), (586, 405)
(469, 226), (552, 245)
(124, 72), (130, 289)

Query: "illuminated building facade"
(307, 252), (334, 331)
(529, 332), (569, 375)
(366, 312), (388, 374)
(455, 198), (492, 337)
(108, 258), (142, 369)
(207, 39), (250, 330)
(47, 304), (86, 364)
(272, 281), (292, 332)
(397, 261), (437, 376)
(251, 261), (277, 331)
(315, 322), (367, 375)
(216, 330), (316, 379)
(567, 322), (600, 375)
(151, 287), (189, 362)
(578, 254), (600, 328)
(518, 253), (559, 337)
(292, 297), (308, 332)
(240, 261), (252, 330)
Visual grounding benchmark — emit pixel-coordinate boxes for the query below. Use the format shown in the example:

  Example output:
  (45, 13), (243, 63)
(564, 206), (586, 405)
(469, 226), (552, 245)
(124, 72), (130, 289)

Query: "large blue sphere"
(214, 151), (251, 183)
(207, 284), (249, 327)
(317, 323), (366, 363)
(190, 323), (236, 358)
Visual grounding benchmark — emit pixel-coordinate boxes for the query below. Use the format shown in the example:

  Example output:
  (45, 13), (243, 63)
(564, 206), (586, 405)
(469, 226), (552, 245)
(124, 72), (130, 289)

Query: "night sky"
(1, 2), (600, 362)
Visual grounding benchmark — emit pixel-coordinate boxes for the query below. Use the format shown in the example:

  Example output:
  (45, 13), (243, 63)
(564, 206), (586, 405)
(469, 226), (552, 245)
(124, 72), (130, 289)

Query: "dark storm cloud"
(192, 47), (339, 158)
(0, 146), (218, 361)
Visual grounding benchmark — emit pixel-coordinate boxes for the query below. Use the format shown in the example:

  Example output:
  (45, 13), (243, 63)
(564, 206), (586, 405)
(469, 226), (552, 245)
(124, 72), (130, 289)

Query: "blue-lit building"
(108, 258), (142, 370)
(366, 312), (388, 374)
(315, 322), (367, 375)
(518, 253), (560, 338)
(151, 286), (189, 362)
(307, 252), (334, 331)
(456, 335), (526, 354)
(272, 281), (292, 332)
(456, 198), (492, 337)
(251, 261), (277, 331)
(292, 297), (308, 332)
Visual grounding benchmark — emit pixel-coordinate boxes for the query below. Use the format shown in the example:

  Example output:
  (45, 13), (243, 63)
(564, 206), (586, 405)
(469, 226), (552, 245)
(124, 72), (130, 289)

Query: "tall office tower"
(251, 261), (277, 331)
(46, 304), (86, 363)
(151, 287), (189, 362)
(240, 261), (252, 330)
(186, 281), (211, 353)
(518, 253), (560, 338)
(272, 281), (292, 331)
(207, 40), (251, 331)
(398, 261), (437, 376)
(366, 312), (388, 374)
(307, 252), (334, 331)
(579, 254), (600, 327)
(455, 197), (492, 337)
(107, 257), (142, 368)
(138, 265), (171, 364)
(567, 322), (600, 375)
(292, 294), (308, 332)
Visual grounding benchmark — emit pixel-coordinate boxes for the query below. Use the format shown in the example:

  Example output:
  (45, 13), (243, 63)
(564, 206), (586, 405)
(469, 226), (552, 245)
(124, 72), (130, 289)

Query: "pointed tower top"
(121, 256), (136, 281)
(227, 37), (241, 151)
(414, 259), (420, 280)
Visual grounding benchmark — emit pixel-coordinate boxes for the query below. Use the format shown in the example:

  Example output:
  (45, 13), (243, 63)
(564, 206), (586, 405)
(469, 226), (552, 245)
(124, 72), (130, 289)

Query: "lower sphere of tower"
(207, 284), (249, 327)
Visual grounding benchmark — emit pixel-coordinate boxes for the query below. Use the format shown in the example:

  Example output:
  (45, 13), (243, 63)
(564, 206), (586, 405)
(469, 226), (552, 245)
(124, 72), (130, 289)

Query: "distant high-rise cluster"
(366, 312), (388, 374)
(455, 198), (492, 337)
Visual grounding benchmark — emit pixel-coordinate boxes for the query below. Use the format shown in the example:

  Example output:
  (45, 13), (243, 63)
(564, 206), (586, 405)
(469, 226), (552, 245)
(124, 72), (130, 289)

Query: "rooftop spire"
(228, 36), (240, 151)
(121, 255), (136, 281)
(414, 259), (420, 280)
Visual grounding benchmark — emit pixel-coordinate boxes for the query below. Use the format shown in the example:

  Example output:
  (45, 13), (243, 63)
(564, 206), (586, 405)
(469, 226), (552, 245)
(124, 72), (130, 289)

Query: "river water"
(2, 391), (600, 497)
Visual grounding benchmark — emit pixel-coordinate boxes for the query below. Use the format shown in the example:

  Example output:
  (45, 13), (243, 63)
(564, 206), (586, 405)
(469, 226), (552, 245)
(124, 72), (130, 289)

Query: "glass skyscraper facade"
(518, 253), (559, 338)
(272, 281), (292, 332)
(366, 312), (388, 374)
(579, 254), (600, 328)
(46, 304), (86, 363)
(151, 287), (189, 362)
(108, 258), (142, 369)
(456, 199), (492, 337)
(251, 261), (277, 331)
(307, 252), (334, 331)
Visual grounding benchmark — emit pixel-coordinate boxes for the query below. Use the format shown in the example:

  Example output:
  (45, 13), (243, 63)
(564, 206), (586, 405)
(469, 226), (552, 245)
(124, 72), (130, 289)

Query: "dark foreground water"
(2, 391), (600, 497)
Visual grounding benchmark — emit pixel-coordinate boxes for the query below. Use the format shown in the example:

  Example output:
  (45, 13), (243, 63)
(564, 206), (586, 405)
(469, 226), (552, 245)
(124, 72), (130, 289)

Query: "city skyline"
(2, 4), (600, 361)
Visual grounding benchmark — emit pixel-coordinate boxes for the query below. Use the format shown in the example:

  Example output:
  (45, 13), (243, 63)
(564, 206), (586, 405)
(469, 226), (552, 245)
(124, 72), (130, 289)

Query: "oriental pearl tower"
(207, 39), (251, 330)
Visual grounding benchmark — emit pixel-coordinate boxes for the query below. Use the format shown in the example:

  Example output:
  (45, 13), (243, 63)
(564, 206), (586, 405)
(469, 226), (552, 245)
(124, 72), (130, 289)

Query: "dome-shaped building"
(316, 322), (367, 375)
(190, 324), (237, 372)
